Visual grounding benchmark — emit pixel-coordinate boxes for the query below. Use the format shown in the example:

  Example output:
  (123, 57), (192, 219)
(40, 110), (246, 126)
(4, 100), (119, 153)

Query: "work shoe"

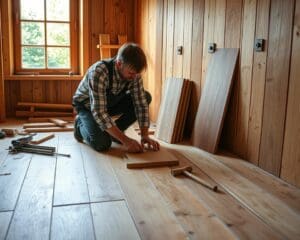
(74, 115), (83, 142)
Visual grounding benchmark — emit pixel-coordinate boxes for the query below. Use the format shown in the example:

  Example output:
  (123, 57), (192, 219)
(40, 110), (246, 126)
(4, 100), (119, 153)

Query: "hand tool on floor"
(171, 166), (218, 192)
(8, 134), (70, 157)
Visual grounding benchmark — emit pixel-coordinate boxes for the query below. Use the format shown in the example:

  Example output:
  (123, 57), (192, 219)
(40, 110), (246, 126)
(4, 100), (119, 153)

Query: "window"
(13, 0), (79, 75)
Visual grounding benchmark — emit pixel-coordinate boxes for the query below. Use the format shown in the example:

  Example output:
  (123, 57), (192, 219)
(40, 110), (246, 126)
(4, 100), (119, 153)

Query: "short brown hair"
(117, 43), (147, 72)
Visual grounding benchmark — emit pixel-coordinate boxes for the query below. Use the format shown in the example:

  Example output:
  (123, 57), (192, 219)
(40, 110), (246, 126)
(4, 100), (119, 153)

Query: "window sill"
(4, 75), (83, 81)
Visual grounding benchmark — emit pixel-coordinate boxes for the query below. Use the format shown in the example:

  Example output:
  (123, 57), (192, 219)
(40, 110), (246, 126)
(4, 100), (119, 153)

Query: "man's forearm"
(105, 125), (129, 144)
(140, 127), (149, 138)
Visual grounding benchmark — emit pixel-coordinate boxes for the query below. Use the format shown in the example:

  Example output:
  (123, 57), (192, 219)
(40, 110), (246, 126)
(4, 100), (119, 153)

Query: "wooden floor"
(0, 119), (299, 240)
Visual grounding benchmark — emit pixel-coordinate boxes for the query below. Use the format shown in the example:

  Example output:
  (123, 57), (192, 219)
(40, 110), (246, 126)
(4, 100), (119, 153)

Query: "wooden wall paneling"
(172, 0), (184, 77)
(0, 5), (5, 121)
(32, 80), (46, 103)
(246, 0), (270, 165)
(259, 0), (295, 176)
(165, 0), (175, 79)
(281, 0), (300, 188)
(45, 81), (58, 104)
(8, 81), (20, 117)
(201, 0), (216, 88)
(57, 81), (72, 104)
(99, 34), (111, 59)
(79, 0), (90, 73)
(90, 0), (104, 63)
(193, 49), (239, 153)
(185, 0), (205, 137)
(161, 0), (168, 90)
(221, 0), (242, 150)
(147, 0), (163, 121)
(20, 81), (33, 103)
(201, 0), (226, 88)
(4, 81), (11, 116)
(1, 0), (13, 75)
(140, 0), (149, 91)
(233, 0), (257, 158)
(182, 0), (193, 79)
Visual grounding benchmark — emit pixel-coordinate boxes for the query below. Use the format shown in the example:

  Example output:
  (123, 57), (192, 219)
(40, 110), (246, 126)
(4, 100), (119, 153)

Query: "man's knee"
(144, 91), (152, 105)
(88, 133), (112, 152)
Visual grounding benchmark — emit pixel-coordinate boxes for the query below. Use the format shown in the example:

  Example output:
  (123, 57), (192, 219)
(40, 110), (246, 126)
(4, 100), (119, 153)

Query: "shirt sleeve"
(89, 63), (116, 130)
(130, 77), (150, 128)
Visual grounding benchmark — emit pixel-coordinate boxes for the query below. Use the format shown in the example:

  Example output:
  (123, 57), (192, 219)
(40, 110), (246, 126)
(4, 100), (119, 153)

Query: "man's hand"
(141, 136), (160, 151)
(123, 138), (144, 153)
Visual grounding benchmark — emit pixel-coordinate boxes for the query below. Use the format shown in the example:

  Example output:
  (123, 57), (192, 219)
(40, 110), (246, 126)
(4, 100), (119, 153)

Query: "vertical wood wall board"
(247, 0), (270, 165)
(234, 0), (257, 157)
(259, 0), (295, 175)
(201, 0), (216, 89)
(185, 0), (205, 136)
(281, 0), (300, 188)
(165, 0), (175, 79)
(193, 48), (239, 153)
(172, 0), (184, 78)
(221, 0), (243, 151)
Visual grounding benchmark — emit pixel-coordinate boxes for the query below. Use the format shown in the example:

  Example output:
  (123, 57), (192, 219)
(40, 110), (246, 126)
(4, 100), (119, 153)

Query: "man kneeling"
(72, 43), (160, 153)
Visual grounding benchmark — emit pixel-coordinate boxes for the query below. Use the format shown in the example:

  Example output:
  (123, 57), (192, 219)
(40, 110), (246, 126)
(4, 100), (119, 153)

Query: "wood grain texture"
(0, 211), (12, 240)
(0, 152), (31, 211)
(181, 148), (300, 240)
(281, 0), (300, 187)
(145, 167), (237, 240)
(6, 138), (57, 240)
(51, 204), (95, 240)
(259, 0), (295, 176)
(247, 0), (270, 165)
(233, 0), (257, 157)
(54, 136), (89, 205)
(155, 78), (191, 143)
(110, 147), (187, 239)
(193, 48), (239, 153)
(80, 143), (124, 202)
(0, 6), (5, 122)
(91, 201), (140, 240)
(218, 151), (300, 212)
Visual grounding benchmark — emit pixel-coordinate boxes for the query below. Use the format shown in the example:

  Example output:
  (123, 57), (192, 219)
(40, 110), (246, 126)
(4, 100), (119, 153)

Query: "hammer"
(171, 166), (218, 192)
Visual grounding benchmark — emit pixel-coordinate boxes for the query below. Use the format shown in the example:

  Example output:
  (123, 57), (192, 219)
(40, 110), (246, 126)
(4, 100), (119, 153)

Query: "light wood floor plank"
(0, 211), (13, 239)
(109, 147), (187, 240)
(0, 153), (31, 211)
(80, 144), (124, 202)
(6, 137), (57, 240)
(218, 151), (300, 212)
(165, 147), (283, 240)
(180, 147), (300, 240)
(54, 134), (89, 205)
(51, 204), (95, 240)
(145, 167), (238, 239)
(91, 200), (140, 240)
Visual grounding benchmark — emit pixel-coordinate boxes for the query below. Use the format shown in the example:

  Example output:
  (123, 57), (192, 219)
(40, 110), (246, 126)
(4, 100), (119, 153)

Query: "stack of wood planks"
(155, 78), (192, 143)
(16, 102), (75, 118)
(192, 48), (239, 153)
(23, 118), (73, 133)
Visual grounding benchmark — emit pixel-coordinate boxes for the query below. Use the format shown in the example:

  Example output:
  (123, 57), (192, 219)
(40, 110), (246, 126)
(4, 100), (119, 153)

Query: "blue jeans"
(73, 91), (151, 152)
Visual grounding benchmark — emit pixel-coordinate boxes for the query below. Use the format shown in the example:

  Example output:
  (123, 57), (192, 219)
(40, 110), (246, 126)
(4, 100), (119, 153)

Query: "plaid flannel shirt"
(73, 60), (150, 130)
